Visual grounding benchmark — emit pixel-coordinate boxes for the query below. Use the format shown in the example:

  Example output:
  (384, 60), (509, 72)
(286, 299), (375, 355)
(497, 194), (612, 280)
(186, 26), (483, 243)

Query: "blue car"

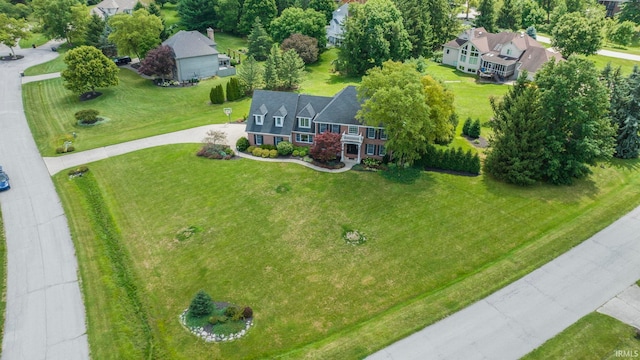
(0, 167), (10, 191)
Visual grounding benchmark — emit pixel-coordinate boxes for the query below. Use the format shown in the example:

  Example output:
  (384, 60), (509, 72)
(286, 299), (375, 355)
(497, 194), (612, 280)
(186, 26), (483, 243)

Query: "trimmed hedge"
(416, 145), (481, 175)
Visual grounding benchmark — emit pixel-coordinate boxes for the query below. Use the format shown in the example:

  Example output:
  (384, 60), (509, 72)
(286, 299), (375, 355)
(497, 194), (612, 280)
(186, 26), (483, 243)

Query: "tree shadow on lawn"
(607, 157), (640, 172)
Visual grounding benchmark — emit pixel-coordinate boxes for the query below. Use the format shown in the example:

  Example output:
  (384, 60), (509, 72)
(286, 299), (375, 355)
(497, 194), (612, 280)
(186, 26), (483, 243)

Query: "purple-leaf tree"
(138, 45), (175, 81)
(310, 131), (342, 163)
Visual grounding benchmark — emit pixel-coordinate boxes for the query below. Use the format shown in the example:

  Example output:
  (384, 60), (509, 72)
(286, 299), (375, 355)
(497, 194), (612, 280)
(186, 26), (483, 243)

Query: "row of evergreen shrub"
(462, 117), (481, 139)
(416, 144), (481, 175)
(209, 78), (244, 105)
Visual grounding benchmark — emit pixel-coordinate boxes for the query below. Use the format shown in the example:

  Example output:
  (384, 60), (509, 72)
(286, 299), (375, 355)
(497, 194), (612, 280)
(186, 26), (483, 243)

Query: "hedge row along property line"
(73, 173), (162, 358)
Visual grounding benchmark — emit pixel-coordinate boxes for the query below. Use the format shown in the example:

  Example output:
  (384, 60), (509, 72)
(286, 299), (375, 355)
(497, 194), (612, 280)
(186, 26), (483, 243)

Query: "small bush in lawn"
(242, 306), (253, 319)
(224, 305), (243, 321)
(292, 150), (300, 157)
(189, 290), (213, 318)
(252, 147), (263, 157)
(75, 109), (99, 124)
(269, 149), (278, 158)
(236, 137), (250, 151)
(247, 145), (256, 153)
(462, 117), (472, 136)
(277, 141), (294, 156)
(468, 119), (481, 139)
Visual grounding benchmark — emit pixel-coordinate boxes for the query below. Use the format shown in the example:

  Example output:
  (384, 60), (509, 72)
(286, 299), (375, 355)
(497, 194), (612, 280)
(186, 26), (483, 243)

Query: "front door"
(346, 144), (358, 155)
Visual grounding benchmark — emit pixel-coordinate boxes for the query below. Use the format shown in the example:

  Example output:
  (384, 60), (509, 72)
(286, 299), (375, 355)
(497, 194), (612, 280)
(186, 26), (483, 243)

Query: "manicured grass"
(23, 45), (68, 76)
(523, 312), (640, 359)
(161, 3), (181, 29)
(53, 145), (640, 359)
(213, 32), (248, 54)
(300, 48), (360, 96)
(583, 54), (639, 75)
(22, 70), (251, 156)
(18, 32), (50, 49)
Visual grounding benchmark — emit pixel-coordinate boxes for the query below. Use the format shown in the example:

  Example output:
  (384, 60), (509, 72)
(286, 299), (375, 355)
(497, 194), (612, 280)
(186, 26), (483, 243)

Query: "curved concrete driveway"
(0, 44), (89, 359)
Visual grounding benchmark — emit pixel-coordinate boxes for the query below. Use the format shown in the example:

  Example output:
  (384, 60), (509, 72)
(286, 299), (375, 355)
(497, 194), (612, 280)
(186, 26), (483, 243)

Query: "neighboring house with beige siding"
(442, 27), (563, 81)
(245, 86), (388, 162)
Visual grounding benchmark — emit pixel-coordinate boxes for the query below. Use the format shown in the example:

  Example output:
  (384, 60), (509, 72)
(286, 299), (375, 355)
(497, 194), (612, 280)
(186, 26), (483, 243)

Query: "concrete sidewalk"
(536, 35), (640, 62)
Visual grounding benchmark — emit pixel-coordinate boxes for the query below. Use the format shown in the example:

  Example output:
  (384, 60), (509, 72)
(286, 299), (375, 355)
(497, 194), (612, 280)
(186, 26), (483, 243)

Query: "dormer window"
(298, 117), (311, 128)
(254, 115), (263, 125)
(506, 49), (512, 56)
(274, 116), (283, 127)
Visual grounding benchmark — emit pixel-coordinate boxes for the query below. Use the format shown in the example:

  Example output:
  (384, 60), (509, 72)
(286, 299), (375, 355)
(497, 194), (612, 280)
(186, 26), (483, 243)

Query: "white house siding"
(175, 54), (219, 82)
(442, 47), (459, 67)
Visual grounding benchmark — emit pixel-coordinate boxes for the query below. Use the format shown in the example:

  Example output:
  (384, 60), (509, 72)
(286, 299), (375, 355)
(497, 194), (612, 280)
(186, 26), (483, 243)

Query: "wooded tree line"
(485, 60), (640, 186)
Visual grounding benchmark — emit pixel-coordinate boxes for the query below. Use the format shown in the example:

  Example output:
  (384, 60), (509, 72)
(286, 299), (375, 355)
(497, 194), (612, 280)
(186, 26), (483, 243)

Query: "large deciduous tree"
(68, 3), (91, 46)
(475, 0), (497, 32)
(138, 45), (175, 81)
(357, 61), (454, 166)
(32, 0), (80, 44)
(536, 57), (615, 184)
(551, 10), (603, 57)
(62, 45), (119, 97)
(310, 131), (341, 162)
(336, 0), (412, 77)
(518, 0), (546, 28)
(0, 13), (28, 57)
(270, 7), (327, 49)
(108, 9), (162, 59)
(484, 73), (546, 185)
(239, 0), (277, 35)
(421, 75), (456, 145)
(215, 0), (240, 33)
(247, 17), (273, 61)
(308, 0), (335, 23)
(178, 0), (216, 32)
(281, 33), (318, 64)
(393, 0), (433, 58)
(619, 0), (640, 24)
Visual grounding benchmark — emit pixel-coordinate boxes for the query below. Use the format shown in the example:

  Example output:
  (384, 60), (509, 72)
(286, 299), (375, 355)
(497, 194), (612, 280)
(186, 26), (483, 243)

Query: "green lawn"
(53, 145), (640, 359)
(23, 70), (251, 156)
(18, 32), (50, 49)
(161, 3), (181, 30)
(523, 312), (640, 359)
(23, 45), (68, 76)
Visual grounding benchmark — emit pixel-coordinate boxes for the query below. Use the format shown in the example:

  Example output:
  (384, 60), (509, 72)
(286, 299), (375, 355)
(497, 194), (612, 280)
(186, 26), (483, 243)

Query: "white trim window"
(274, 116), (283, 127)
(319, 123), (328, 133)
(295, 133), (314, 143)
(254, 115), (263, 125)
(378, 145), (386, 156)
(254, 134), (263, 145)
(275, 136), (283, 145)
(332, 124), (341, 133)
(367, 127), (376, 139)
(366, 144), (375, 155)
(348, 126), (358, 135)
(298, 117), (311, 128)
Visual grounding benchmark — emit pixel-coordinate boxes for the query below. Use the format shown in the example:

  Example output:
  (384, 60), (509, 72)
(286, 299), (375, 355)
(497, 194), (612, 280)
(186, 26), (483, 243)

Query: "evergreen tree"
(178, 0), (217, 32)
(526, 25), (537, 39)
(427, 0), (459, 49)
(619, 0), (640, 25)
(189, 290), (213, 317)
(308, 0), (335, 23)
(497, 0), (520, 30)
(134, 1), (146, 11)
(264, 44), (282, 89)
(278, 49), (305, 90)
(476, 0), (497, 32)
(485, 74), (546, 185)
(216, 0), (240, 33)
(469, 119), (481, 138)
(603, 64), (640, 159)
(394, 0), (434, 58)
(85, 14), (105, 48)
(236, 55), (263, 93)
(210, 84), (225, 104)
(238, 0), (277, 35)
(148, 2), (161, 16)
(247, 18), (273, 61)
(226, 77), (244, 100)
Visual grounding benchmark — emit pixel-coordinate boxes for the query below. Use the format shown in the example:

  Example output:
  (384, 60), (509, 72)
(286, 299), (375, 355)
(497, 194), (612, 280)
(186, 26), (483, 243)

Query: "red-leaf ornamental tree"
(310, 131), (342, 163)
(138, 45), (175, 81)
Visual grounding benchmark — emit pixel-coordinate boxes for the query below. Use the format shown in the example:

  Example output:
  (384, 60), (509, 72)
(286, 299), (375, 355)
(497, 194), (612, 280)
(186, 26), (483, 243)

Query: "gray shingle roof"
(293, 95), (333, 133)
(314, 86), (361, 125)
(245, 90), (301, 137)
(162, 30), (218, 60)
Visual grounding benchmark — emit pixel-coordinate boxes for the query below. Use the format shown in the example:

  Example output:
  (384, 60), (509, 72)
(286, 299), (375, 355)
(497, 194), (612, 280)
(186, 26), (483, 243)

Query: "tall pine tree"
(247, 18), (273, 61)
(476, 0), (497, 32)
(604, 64), (640, 159)
(497, 0), (520, 31)
(238, 0), (277, 35)
(427, 0), (459, 49)
(394, 0), (434, 58)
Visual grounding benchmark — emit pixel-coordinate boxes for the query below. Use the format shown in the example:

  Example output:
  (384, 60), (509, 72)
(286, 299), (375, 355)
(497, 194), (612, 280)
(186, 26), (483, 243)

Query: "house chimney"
(207, 27), (215, 42)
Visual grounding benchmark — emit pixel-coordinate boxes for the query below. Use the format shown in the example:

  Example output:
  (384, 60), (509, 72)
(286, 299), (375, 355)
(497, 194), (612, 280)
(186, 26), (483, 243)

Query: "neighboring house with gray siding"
(327, 3), (349, 46)
(90, 0), (136, 19)
(162, 28), (235, 82)
(245, 86), (388, 162)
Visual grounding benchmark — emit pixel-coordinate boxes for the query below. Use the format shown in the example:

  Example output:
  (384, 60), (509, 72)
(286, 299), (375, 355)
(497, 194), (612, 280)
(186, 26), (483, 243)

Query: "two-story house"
(245, 86), (387, 163)
(442, 27), (563, 81)
(327, 3), (349, 46)
(90, 0), (136, 19)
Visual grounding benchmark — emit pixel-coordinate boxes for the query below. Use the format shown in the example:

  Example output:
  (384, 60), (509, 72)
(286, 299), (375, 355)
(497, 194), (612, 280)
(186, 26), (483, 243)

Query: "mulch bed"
(79, 91), (103, 101)
(0, 55), (24, 61)
(464, 135), (488, 148)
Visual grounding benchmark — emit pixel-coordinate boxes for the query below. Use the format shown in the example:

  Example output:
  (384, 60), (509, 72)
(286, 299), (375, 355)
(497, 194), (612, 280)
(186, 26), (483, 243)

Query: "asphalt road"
(0, 44), (89, 359)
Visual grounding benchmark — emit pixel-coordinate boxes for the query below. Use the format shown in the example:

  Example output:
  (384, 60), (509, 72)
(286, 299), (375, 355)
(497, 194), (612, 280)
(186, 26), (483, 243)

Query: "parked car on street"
(113, 56), (132, 66)
(0, 167), (10, 191)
